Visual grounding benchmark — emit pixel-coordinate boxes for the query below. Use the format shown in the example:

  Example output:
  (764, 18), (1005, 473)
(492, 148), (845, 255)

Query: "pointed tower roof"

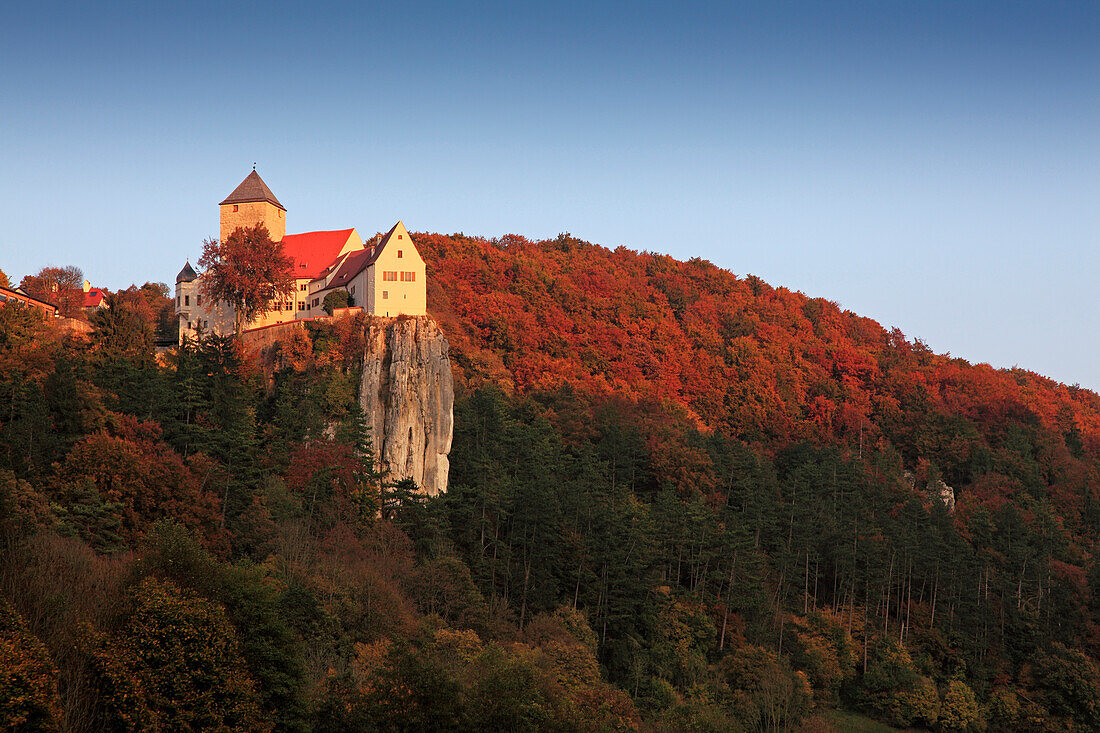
(176, 261), (198, 283)
(219, 170), (286, 210)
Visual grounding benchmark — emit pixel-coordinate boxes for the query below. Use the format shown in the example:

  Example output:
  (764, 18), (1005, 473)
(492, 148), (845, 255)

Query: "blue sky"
(1, 1), (1097, 387)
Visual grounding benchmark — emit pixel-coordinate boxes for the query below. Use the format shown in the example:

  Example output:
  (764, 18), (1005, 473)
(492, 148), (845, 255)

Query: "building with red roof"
(306, 220), (425, 318)
(174, 171), (425, 343)
(81, 280), (107, 311)
(280, 229), (362, 280)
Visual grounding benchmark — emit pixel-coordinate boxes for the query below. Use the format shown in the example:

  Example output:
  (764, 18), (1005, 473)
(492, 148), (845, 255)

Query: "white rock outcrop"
(933, 479), (956, 513)
(359, 316), (454, 496)
(902, 470), (956, 514)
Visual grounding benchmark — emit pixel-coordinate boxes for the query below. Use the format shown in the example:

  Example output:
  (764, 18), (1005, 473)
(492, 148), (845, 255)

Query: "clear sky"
(2, 1), (1097, 388)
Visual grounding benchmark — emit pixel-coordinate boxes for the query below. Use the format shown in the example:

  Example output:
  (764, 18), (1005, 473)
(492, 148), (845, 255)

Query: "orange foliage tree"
(198, 224), (294, 335)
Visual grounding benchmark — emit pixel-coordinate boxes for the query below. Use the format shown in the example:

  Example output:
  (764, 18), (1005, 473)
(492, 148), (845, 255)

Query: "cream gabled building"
(306, 221), (426, 318)
(175, 171), (425, 342)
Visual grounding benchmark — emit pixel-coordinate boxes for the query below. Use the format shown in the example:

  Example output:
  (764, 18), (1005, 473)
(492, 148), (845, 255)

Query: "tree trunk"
(803, 549), (810, 615)
(884, 550), (895, 634)
(720, 551), (738, 651)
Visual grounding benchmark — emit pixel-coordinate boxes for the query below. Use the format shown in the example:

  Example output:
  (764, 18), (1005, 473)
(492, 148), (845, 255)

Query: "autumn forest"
(4, 232), (1100, 732)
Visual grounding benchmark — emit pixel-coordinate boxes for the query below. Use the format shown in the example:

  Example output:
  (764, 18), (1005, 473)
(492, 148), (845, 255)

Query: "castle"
(175, 170), (426, 341)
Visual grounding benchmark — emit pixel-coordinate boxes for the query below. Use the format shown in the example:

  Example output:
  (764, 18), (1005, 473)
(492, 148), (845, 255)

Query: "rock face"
(933, 480), (956, 513)
(359, 316), (454, 496)
(903, 471), (956, 514)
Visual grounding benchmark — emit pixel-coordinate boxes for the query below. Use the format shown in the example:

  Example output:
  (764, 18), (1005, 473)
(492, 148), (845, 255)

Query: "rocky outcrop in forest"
(359, 316), (453, 495)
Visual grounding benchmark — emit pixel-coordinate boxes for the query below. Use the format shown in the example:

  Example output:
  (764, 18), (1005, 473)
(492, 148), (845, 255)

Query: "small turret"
(176, 260), (197, 283)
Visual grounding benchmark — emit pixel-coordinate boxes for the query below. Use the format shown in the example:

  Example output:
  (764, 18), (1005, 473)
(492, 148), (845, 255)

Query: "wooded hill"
(2, 234), (1099, 732)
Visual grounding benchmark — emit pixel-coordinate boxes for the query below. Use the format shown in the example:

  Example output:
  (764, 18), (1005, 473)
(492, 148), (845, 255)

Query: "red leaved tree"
(19, 265), (84, 317)
(197, 224), (294, 336)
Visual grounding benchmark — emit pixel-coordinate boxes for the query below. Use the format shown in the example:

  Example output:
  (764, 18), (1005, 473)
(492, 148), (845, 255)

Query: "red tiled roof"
(312, 254), (346, 283)
(82, 288), (106, 308)
(310, 222), (409, 293)
(279, 229), (358, 280)
(319, 248), (374, 288)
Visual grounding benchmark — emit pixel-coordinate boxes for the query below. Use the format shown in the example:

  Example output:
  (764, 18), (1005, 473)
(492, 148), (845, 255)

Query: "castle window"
(187, 321), (192, 330)
(383, 271), (397, 281)
(398, 234), (402, 239)
(300, 284), (307, 291)
(176, 296), (180, 306)
(401, 272), (416, 282)
(233, 205), (239, 212)
(204, 320), (208, 328)
(184, 295), (189, 306)
(397, 250), (403, 258)
(196, 295), (202, 306)
(298, 302), (305, 311)
(350, 286), (355, 294)
(382, 291), (389, 299)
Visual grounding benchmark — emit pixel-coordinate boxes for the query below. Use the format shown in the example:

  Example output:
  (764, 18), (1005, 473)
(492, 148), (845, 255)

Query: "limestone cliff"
(359, 316), (454, 496)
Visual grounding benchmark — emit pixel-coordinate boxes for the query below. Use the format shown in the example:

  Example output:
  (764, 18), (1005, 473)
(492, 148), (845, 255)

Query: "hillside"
(2, 234), (1100, 731)
(424, 231), (1100, 519)
(422, 232), (1100, 728)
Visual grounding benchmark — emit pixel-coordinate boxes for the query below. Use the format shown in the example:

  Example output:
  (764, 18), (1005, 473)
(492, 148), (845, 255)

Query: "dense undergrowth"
(3, 233), (1100, 731)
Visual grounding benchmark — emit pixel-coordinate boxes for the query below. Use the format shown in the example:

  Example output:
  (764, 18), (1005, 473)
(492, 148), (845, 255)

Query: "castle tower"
(219, 169), (286, 242)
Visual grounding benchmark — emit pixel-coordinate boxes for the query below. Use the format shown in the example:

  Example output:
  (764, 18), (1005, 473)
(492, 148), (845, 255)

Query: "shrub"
(718, 645), (812, 731)
(1033, 642), (1100, 731)
(856, 636), (939, 727)
(86, 577), (267, 731)
(0, 600), (62, 731)
(939, 679), (981, 731)
(322, 290), (353, 315)
(985, 687), (1020, 732)
(788, 611), (857, 705)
